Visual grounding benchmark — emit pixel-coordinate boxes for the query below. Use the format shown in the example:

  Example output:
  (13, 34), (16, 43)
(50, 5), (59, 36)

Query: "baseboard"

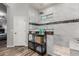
(7, 45), (14, 47)
(7, 44), (28, 47)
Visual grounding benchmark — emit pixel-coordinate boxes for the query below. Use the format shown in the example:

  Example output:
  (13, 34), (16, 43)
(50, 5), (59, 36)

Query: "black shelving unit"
(28, 31), (46, 55)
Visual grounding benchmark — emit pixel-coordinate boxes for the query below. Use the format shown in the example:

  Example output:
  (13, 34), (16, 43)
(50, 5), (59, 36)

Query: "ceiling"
(30, 3), (56, 11)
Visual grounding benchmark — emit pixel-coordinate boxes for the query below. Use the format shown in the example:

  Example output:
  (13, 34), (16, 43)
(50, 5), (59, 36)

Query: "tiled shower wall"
(40, 3), (79, 56)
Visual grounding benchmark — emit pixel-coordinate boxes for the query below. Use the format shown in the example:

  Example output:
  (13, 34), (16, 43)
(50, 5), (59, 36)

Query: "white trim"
(7, 45), (14, 47)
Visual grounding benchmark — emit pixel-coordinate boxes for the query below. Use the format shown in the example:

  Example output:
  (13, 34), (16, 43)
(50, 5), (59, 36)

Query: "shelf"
(28, 41), (35, 50)
(28, 41), (46, 55)
(28, 31), (46, 55)
(29, 41), (46, 46)
(29, 19), (79, 26)
(36, 46), (46, 53)
(41, 13), (53, 17)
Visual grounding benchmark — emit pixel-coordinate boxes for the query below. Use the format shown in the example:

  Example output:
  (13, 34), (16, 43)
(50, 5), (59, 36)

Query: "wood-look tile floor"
(0, 46), (40, 56)
(0, 40), (41, 56)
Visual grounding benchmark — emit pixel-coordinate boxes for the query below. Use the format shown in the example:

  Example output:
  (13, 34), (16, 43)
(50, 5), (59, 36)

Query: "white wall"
(29, 6), (40, 30)
(40, 3), (79, 55)
(12, 4), (29, 46)
(41, 3), (79, 22)
(7, 3), (39, 47)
